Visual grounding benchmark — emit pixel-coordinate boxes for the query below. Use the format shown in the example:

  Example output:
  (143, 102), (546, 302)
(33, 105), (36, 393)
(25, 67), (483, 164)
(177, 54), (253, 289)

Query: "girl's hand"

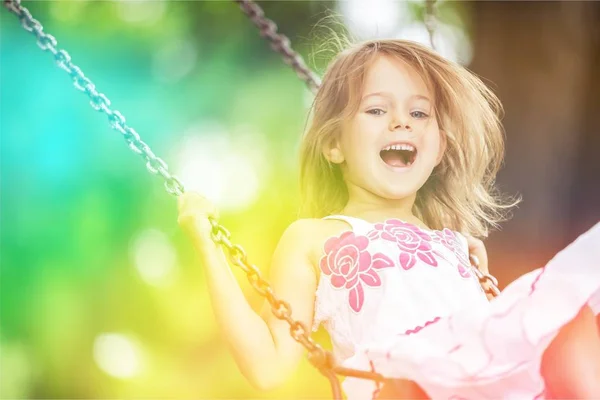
(177, 192), (219, 246)
(465, 235), (498, 299)
(465, 235), (488, 275)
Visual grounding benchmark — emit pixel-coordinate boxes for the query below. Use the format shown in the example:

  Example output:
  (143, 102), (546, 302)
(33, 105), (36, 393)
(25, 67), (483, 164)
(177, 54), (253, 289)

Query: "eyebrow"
(361, 92), (431, 103)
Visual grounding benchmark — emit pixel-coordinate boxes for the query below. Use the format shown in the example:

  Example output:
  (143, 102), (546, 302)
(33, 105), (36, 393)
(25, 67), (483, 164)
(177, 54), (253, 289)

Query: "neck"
(340, 185), (422, 226)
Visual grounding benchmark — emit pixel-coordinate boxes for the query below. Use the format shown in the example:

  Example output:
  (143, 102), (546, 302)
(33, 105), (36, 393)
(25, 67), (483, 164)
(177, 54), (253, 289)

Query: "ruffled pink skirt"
(342, 222), (600, 399)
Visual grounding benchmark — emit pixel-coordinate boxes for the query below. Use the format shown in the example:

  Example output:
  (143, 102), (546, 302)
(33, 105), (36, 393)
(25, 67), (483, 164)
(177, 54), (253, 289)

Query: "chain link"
(234, 0), (321, 95)
(469, 254), (501, 297)
(425, 0), (438, 50)
(3, 0), (185, 198)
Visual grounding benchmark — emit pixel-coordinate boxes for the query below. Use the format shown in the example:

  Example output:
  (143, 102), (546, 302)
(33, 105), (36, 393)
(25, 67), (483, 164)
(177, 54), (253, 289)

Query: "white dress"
(312, 215), (600, 399)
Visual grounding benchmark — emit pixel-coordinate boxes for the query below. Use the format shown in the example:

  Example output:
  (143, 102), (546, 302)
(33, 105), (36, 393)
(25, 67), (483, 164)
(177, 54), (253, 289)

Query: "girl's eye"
(366, 108), (386, 116)
(411, 111), (429, 119)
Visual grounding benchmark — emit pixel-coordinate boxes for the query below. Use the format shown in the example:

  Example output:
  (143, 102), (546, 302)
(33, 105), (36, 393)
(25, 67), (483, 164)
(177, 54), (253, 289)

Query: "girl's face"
(330, 55), (446, 202)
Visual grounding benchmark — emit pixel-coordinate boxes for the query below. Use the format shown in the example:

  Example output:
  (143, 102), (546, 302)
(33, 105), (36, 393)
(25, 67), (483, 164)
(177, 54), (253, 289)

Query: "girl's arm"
(179, 193), (318, 390)
(257, 219), (321, 388)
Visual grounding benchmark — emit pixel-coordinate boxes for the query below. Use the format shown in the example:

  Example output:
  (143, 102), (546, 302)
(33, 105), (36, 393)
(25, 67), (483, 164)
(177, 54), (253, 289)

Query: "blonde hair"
(299, 39), (520, 237)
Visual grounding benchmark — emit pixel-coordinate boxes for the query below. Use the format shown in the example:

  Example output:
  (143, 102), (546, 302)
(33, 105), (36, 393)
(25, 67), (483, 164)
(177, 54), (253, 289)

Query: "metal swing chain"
(234, 0), (321, 95)
(3, 0), (185, 198)
(470, 255), (501, 297)
(425, 0), (438, 50)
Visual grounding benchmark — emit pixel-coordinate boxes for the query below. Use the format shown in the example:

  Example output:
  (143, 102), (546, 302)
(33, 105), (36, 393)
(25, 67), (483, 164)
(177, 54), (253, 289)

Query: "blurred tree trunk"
(469, 1), (600, 282)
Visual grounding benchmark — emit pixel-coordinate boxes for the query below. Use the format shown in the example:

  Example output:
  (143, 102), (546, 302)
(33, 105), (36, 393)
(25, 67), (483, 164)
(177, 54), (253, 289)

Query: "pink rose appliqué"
(320, 231), (394, 312)
(367, 219), (438, 270)
(433, 228), (471, 278)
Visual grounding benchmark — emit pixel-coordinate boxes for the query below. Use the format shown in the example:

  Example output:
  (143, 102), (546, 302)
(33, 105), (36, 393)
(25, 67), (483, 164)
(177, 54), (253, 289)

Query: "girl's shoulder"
(283, 218), (354, 276)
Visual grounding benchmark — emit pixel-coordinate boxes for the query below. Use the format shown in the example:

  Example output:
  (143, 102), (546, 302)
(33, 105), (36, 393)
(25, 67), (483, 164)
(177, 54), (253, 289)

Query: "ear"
(435, 130), (447, 166)
(323, 138), (345, 164)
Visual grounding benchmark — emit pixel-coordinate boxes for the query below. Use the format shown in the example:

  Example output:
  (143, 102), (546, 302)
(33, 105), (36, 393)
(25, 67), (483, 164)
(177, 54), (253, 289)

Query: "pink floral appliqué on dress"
(367, 219), (438, 270)
(320, 231), (395, 312)
(433, 228), (471, 278)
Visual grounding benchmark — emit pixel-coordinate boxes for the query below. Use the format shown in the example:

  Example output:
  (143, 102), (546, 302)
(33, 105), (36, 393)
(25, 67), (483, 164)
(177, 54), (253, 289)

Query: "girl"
(178, 39), (600, 399)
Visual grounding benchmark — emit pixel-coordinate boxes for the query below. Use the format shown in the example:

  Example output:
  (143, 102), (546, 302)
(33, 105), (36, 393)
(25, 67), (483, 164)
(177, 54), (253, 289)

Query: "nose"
(389, 119), (412, 132)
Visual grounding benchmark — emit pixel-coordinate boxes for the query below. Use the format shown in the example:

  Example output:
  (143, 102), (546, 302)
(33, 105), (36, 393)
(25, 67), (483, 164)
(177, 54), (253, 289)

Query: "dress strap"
(322, 215), (373, 234)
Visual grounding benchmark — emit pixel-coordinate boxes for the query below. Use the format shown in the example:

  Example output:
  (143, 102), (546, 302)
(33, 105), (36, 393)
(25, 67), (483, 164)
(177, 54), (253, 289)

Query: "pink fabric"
(313, 217), (600, 399)
(320, 231), (395, 312)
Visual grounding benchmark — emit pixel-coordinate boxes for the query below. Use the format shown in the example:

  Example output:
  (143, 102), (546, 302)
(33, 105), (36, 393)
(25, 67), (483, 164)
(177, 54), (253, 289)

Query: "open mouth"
(380, 143), (417, 168)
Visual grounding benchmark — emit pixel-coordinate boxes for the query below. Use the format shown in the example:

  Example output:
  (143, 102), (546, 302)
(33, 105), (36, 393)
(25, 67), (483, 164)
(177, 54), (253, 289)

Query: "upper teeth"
(382, 143), (415, 152)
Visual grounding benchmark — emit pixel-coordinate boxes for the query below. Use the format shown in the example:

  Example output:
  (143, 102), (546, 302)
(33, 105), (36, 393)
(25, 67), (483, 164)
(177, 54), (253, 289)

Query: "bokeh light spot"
(339, 0), (408, 39)
(174, 121), (265, 212)
(117, 0), (167, 25)
(131, 229), (178, 288)
(152, 39), (198, 83)
(93, 333), (143, 379)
